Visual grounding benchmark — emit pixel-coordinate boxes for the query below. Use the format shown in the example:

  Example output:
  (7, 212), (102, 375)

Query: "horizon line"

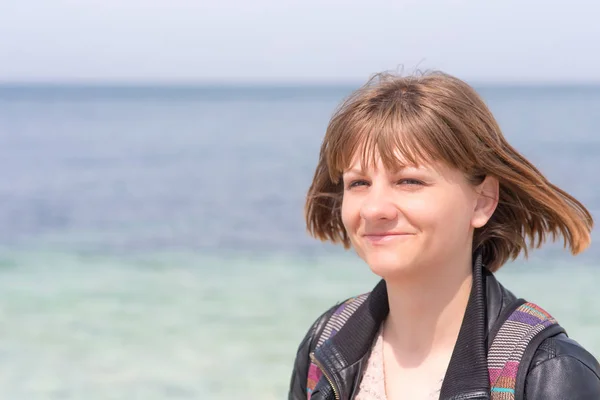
(1, 79), (600, 89)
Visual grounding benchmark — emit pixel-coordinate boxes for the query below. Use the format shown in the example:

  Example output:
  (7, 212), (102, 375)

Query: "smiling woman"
(340, 161), (494, 283)
(288, 71), (600, 400)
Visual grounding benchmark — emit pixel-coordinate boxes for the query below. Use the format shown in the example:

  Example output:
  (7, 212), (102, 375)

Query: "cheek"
(399, 194), (440, 227)
(402, 191), (473, 231)
(340, 196), (357, 231)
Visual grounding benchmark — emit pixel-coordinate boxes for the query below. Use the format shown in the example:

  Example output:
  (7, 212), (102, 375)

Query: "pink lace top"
(354, 327), (387, 400)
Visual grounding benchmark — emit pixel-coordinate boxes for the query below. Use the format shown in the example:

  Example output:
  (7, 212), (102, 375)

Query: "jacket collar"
(313, 250), (517, 399)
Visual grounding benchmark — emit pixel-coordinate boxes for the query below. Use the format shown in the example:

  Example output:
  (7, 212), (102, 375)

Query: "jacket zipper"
(310, 352), (340, 400)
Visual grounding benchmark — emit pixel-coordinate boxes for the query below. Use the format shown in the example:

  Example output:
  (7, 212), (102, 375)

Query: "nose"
(359, 186), (398, 221)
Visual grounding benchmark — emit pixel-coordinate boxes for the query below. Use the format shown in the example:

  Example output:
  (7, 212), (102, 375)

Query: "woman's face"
(341, 154), (496, 280)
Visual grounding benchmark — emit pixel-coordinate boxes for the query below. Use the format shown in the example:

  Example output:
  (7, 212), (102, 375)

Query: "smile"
(363, 233), (412, 244)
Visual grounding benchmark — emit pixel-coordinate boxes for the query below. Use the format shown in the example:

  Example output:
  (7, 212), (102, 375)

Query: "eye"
(397, 178), (424, 186)
(346, 179), (369, 189)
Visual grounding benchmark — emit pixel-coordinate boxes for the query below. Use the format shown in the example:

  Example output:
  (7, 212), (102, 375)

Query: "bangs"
(325, 99), (470, 181)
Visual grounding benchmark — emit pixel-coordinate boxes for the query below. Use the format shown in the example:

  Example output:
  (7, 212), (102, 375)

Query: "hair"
(305, 70), (593, 271)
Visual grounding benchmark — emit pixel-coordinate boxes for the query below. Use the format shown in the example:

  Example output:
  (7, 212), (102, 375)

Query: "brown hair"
(305, 71), (593, 271)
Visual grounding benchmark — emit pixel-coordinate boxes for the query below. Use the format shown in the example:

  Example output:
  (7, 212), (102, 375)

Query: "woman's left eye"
(397, 178), (424, 186)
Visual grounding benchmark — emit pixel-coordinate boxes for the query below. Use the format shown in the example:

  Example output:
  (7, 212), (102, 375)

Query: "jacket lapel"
(438, 252), (490, 399)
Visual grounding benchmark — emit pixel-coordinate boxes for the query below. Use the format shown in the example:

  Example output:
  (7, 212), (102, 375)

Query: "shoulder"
(525, 333), (600, 399)
(287, 293), (369, 399)
(298, 292), (370, 355)
(296, 301), (341, 357)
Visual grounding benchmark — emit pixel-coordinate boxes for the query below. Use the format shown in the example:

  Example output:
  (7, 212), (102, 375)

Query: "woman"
(288, 71), (600, 399)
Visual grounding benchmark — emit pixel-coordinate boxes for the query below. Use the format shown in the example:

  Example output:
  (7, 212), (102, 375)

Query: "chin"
(362, 253), (418, 280)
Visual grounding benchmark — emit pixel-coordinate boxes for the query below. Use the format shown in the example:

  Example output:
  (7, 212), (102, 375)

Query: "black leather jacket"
(288, 261), (600, 399)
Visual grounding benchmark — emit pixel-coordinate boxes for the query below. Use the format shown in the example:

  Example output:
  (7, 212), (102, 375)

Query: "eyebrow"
(343, 164), (420, 175)
(343, 168), (365, 175)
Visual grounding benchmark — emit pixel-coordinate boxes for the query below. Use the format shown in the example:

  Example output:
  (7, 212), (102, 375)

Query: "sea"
(0, 83), (598, 399)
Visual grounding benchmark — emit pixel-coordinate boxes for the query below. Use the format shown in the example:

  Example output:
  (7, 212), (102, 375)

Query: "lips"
(364, 232), (409, 237)
(363, 232), (412, 243)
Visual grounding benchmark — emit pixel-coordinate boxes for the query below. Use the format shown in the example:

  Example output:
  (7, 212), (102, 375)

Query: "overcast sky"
(1, 0), (599, 84)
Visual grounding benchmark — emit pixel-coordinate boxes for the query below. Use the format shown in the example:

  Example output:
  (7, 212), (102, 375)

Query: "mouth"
(363, 233), (412, 243)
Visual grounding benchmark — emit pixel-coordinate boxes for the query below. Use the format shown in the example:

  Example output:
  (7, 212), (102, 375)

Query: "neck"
(383, 251), (473, 367)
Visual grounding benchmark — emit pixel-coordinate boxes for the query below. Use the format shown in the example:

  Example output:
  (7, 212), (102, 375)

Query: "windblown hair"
(305, 71), (593, 271)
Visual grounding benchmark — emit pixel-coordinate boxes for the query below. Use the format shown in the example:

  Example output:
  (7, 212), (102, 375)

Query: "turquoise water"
(0, 252), (598, 399)
(0, 85), (598, 398)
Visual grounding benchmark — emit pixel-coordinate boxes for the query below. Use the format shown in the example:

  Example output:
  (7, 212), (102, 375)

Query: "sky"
(1, 0), (599, 84)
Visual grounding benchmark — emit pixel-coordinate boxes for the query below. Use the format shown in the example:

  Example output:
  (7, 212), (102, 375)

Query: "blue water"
(0, 84), (598, 399)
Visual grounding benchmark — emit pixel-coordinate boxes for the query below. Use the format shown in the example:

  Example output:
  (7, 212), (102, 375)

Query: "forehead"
(341, 143), (470, 182)
(324, 94), (473, 183)
(343, 145), (430, 173)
